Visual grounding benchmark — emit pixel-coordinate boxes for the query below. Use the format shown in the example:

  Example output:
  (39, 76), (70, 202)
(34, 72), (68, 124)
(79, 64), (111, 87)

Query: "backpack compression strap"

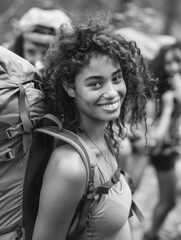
(16, 83), (33, 154)
(0, 82), (32, 161)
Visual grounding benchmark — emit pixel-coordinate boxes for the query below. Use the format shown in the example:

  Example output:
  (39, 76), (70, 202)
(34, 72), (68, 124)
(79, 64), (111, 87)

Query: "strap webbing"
(95, 167), (121, 195)
(95, 167), (144, 222)
(120, 169), (144, 222)
(0, 140), (23, 161)
(131, 200), (144, 222)
(16, 83), (32, 154)
(104, 133), (144, 222)
(36, 114), (62, 130)
(67, 164), (95, 240)
(34, 126), (91, 190)
(0, 123), (24, 140)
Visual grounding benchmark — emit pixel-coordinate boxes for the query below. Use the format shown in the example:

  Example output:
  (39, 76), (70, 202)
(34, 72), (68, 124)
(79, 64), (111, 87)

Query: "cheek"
(164, 63), (171, 71)
(119, 81), (127, 97)
(23, 51), (35, 62)
(74, 93), (92, 109)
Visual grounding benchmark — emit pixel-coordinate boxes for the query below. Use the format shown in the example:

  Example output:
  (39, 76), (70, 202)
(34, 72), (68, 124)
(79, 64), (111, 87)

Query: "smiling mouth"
(98, 100), (120, 110)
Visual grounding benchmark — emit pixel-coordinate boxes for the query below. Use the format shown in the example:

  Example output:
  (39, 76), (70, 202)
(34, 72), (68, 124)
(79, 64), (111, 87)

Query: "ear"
(62, 82), (75, 98)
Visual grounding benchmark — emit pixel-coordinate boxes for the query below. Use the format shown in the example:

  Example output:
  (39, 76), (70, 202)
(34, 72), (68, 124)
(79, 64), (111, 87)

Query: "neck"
(80, 118), (107, 143)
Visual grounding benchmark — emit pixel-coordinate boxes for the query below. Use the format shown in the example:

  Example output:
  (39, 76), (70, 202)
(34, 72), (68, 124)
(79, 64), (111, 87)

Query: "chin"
(105, 113), (120, 121)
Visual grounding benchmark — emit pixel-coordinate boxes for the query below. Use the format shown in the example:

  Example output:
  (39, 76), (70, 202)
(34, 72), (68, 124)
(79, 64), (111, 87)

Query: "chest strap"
(95, 167), (144, 222)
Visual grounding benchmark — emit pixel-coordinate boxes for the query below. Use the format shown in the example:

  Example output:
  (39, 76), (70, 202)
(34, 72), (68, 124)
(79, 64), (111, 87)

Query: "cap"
(18, 7), (72, 44)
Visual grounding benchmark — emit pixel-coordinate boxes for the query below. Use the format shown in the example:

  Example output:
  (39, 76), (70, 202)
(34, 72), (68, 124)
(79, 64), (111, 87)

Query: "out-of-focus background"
(0, 0), (181, 45)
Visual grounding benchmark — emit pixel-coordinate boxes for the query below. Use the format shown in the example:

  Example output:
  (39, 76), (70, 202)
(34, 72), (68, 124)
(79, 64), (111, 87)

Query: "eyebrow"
(85, 68), (122, 81)
(112, 68), (122, 77)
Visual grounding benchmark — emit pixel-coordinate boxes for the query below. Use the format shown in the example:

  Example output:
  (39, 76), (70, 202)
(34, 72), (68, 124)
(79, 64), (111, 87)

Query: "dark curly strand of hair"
(41, 13), (155, 151)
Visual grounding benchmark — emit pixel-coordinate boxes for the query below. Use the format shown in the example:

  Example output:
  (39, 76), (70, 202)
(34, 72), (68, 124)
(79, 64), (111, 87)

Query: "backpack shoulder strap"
(120, 170), (144, 222)
(34, 126), (92, 191)
(24, 113), (98, 240)
(33, 125), (97, 240)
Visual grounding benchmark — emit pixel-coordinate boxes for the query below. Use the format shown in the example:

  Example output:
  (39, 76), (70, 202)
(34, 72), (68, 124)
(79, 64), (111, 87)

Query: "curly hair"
(151, 41), (181, 97)
(41, 13), (155, 147)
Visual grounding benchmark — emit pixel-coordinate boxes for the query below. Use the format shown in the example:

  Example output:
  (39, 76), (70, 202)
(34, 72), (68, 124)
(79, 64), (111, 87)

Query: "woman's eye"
(113, 76), (123, 83)
(89, 81), (102, 88)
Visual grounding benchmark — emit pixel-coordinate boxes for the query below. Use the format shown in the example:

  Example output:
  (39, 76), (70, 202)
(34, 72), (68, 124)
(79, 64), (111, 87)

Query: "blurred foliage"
(0, 0), (181, 44)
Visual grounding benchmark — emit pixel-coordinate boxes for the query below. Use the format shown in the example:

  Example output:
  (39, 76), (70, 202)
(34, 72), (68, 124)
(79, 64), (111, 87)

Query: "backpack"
(0, 46), (45, 239)
(0, 46), (143, 240)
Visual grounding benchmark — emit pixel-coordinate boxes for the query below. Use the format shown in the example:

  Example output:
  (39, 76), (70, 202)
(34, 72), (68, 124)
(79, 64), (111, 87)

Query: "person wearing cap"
(6, 7), (72, 70)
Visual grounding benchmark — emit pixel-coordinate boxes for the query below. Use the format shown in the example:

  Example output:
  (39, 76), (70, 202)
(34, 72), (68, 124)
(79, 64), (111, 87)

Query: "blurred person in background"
(112, 8), (180, 239)
(142, 41), (181, 240)
(4, 7), (72, 70)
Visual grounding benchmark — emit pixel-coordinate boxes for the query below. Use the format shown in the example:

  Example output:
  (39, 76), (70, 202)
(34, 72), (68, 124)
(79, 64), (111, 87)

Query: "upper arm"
(32, 145), (87, 240)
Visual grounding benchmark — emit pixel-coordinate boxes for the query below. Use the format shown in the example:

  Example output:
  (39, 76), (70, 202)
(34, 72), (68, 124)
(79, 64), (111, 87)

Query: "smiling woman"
(32, 12), (156, 240)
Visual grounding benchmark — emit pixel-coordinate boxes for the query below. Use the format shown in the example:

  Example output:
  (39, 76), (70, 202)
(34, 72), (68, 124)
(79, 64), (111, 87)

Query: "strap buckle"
(0, 148), (14, 161)
(15, 227), (23, 240)
(95, 186), (109, 195)
(111, 169), (120, 184)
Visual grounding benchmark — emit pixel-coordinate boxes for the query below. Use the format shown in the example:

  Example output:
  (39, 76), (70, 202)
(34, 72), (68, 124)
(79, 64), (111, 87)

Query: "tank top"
(87, 144), (132, 240)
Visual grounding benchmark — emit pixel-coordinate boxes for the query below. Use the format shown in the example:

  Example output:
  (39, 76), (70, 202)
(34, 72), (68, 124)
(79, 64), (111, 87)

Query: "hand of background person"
(161, 90), (175, 113)
(168, 74), (181, 103)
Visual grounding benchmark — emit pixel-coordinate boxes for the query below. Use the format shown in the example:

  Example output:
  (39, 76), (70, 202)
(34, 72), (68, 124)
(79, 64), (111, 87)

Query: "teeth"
(100, 101), (119, 109)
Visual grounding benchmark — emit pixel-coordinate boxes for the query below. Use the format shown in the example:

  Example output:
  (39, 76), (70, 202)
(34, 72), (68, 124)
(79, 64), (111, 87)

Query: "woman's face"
(71, 55), (127, 124)
(164, 48), (181, 77)
(23, 39), (47, 69)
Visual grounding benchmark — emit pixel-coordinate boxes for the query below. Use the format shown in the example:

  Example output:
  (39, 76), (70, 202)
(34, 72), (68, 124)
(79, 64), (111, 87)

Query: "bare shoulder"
(44, 144), (87, 194)
(33, 144), (88, 240)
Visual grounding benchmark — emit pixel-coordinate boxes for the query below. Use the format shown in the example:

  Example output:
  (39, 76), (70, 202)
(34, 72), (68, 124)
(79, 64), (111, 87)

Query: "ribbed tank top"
(86, 145), (132, 240)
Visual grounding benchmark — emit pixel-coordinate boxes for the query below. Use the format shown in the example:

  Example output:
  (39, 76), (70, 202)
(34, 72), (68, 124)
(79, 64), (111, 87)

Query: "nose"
(35, 60), (44, 71)
(31, 50), (43, 64)
(32, 51), (44, 69)
(103, 82), (118, 98)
